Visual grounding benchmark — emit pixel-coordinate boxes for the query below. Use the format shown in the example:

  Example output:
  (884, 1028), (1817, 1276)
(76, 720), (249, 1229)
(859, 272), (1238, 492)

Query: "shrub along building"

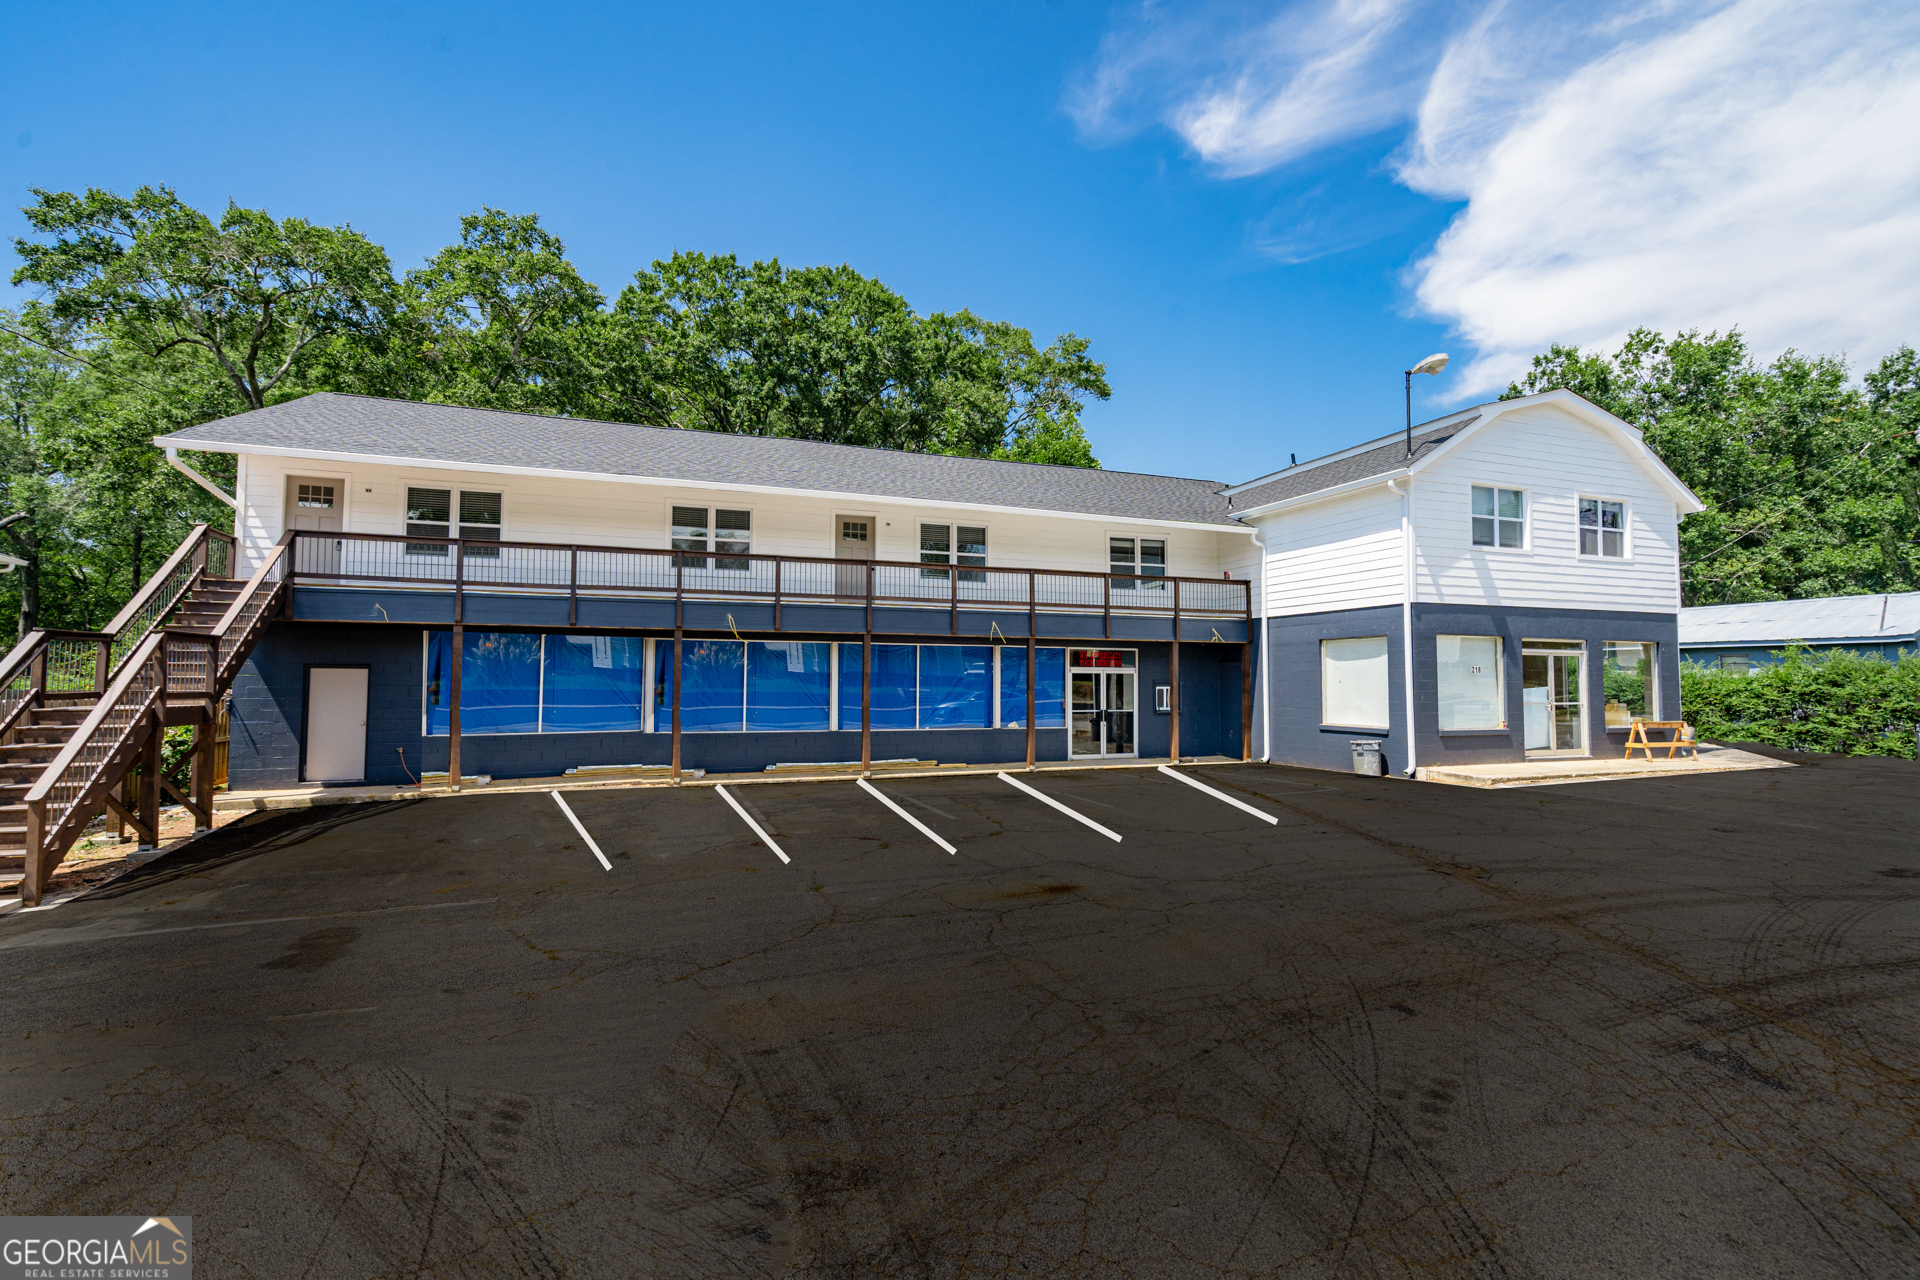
(149, 387), (1701, 789)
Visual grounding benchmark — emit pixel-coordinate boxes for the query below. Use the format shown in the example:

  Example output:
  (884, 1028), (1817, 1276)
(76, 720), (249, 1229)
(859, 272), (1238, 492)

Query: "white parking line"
(997, 772), (1122, 842)
(715, 785), (791, 864)
(1156, 765), (1280, 825)
(550, 791), (613, 870)
(858, 778), (957, 854)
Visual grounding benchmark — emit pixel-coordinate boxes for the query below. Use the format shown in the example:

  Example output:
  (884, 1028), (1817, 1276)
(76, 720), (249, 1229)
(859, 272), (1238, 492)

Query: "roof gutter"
(165, 447), (238, 509)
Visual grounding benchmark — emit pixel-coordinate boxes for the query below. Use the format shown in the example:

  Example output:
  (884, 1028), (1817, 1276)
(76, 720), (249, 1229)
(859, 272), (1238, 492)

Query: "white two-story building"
(153, 387), (1700, 787)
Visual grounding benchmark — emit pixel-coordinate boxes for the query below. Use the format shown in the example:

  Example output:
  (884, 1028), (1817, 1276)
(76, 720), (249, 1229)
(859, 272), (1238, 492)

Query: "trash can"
(1350, 739), (1385, 777)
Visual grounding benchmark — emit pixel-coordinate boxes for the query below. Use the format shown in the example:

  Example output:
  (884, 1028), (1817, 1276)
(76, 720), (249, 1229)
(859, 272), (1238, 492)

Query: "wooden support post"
(1103, 575), (1111, 640)
(94, 638), (110, 695)
(1025, 635), (1036, 771)
(190, 718), (216, 832)
(672, 549), (685, 784)
(1026, 570), (1037, 771)
(671, 628), (683, 784)
(137, 712), (162, 850)
(568, 546), (579, 627)
(1169, 578), (1181, 763)
(22, 799), (45, 907)
(774, 558), (783, 632)
(1241, 640), (1254, 762)
(861, 629), (873, 778)
(448, 623), (464, 791)
(950, 566), (958, 636)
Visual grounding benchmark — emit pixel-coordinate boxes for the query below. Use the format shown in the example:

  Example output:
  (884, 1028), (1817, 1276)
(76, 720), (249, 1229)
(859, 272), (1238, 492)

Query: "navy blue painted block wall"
(1258, 603), (1681, 773)
(229, 623), (1248, 788)
(1263, 606), (1407, 774)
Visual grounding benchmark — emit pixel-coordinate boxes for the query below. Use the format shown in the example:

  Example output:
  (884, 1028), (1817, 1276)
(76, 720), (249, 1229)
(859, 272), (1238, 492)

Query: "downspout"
(165, 447), (238, 509)
(1388, 477), (1417, 777)
(1248, 524), (1272, 762)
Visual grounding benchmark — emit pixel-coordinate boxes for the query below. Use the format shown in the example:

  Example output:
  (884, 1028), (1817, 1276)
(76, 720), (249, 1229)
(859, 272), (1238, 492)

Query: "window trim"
(918, 519), (990, 582)
(404, 482), (505, 556)
(1468, 483), (1529, 553)
(670, 503), (754, 572)
(1577, 494), (1632, 560)
(1436, 634), (1506, 731)
(1107, 532), (1170, 591)
(1600, 640), (1659, 729)
(1320, 635), (1391, 730)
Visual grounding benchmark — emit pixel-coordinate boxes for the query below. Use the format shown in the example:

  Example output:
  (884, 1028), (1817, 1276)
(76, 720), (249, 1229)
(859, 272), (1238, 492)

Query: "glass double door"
(1071, 672), (1135, 757)
(1522, 649), (1584, 752)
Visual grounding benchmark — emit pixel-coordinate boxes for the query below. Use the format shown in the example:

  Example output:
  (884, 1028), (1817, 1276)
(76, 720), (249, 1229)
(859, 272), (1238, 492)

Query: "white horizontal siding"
(232, 454), (1243, 579)
(1412, 404), (1680, 613)
(1256, 484), (1405, 617)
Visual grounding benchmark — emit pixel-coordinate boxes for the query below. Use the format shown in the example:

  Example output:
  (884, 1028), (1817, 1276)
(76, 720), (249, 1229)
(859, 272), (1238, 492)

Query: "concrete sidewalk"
(1417, 741), (1791, 788)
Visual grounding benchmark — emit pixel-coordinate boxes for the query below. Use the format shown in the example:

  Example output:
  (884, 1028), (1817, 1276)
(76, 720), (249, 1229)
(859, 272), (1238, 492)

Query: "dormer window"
(1471, 486), (1525, 549)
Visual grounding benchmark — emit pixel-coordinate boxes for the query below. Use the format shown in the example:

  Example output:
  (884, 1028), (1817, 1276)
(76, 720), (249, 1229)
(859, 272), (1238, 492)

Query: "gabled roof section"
(155, 393), (1247, 528)
(1679, 592), (1920, 647)
(1225, 415), (1476, 514)
(1227, 389), (1705, 518)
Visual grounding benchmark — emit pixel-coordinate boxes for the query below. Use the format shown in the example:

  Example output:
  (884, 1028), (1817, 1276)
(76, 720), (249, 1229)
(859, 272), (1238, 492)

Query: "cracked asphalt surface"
(3, 751), (1918, 1278)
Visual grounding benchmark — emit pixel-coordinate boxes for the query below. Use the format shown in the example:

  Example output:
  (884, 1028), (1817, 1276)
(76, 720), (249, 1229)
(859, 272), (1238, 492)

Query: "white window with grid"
(920, 522), (987, 582)
(1471, 486), (1525, 549)
(672, 506), (751, 571)
(1579, 497), (1626, 558)
(1109, 536), (1167, 591)
(407, 487), (502, 558)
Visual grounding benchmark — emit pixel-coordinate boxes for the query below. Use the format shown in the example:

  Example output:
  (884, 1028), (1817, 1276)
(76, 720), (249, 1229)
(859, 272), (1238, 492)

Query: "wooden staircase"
(0, 526), (293, 905)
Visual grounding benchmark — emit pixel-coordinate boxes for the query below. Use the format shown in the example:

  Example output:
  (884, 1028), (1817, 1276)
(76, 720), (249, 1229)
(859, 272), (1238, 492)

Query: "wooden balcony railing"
(287, 530), (1251, 636)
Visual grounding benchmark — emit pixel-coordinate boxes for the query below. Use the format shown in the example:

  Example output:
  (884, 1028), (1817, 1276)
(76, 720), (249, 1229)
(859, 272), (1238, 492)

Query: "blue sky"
(2, 0), (1913, 479)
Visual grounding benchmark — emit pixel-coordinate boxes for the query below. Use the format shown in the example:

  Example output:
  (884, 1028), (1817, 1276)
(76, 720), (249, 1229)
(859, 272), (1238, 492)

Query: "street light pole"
(1403, 353), (1451, 456)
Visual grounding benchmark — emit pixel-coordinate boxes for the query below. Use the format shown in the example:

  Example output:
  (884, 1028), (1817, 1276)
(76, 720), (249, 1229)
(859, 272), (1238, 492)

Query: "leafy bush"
(1681, 647), (1920, 758)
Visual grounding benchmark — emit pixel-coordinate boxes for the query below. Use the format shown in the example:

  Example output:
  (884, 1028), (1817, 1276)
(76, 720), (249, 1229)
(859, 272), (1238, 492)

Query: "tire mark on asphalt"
(1204, 771), (1920, 1091)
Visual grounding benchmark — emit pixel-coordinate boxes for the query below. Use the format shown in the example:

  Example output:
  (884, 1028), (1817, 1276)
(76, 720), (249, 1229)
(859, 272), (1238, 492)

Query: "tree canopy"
(1503, 329), (1920, 606)
(0, 187), (1112, 641)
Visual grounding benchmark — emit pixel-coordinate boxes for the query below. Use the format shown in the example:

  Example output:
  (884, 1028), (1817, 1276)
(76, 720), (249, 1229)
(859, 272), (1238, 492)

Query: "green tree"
(1505, 330), (1920, 604)
(403, 208), (606, 415)
(600, 251), (1107, 463)
(11, 185), (394, 412)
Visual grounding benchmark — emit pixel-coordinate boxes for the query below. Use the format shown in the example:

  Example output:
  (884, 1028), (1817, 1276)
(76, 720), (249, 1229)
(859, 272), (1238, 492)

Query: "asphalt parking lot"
(3, 752), (1919, 1278)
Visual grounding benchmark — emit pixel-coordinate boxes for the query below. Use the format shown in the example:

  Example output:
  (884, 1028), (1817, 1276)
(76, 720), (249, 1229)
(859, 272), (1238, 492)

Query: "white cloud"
(1077, 0), (1920, 391)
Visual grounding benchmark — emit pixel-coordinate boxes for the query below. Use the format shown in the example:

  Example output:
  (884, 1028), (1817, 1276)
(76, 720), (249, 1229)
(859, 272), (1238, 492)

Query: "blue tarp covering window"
(426, 631), (541, 735)
(918, 645), (993, 728)
(543, 635), (645, 732)
(1000, 647), (1067, 728)
(838, 644), (917, 729)
(654, 639), (747, 732)
(747, 642), (832, 731)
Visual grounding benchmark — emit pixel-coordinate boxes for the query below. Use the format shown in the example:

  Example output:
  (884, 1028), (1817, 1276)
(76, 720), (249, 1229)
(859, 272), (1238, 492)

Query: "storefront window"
(543, 634), (645, 732)
(425, 631), (540, 734)
(1437, 635), (1504, 730)
(1603, 642), (1657, 726)
(1321, 636), (1389, 728)
(1000, 648), (1067, 728)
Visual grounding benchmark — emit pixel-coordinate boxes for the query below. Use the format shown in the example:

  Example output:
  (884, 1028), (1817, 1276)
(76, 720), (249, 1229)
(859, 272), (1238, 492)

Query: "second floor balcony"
(282, 530), (1253, 644)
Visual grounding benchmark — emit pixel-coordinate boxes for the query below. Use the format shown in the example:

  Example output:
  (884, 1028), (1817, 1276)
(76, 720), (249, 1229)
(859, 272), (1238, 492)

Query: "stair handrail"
(210, 531), (294, 684)
(22, 630), (170, 892)
(103, 524), (236, 678)
(0, 628), (117, 742)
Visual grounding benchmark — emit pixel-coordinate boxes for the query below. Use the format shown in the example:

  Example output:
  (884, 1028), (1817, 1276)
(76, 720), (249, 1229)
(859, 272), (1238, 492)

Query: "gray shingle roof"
(1225, 417), (1477, 513)
(156, 393), (1248, 527)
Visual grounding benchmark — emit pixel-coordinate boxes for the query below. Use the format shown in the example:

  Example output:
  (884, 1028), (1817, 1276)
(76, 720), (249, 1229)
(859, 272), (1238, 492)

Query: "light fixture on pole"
(1404, 352), (1449, 456)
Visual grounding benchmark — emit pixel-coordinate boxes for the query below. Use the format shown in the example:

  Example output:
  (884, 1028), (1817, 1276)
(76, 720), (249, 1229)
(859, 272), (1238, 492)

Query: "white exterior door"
(305, 667), (368, 782)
